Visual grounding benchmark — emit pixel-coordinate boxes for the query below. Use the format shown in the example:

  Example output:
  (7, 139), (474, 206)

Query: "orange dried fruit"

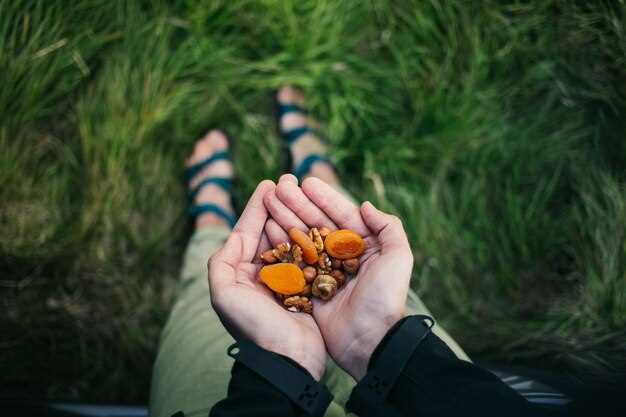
(259, 263), (305, 295)
(288, 227), (319, 264)
(325, 229), (365, 259)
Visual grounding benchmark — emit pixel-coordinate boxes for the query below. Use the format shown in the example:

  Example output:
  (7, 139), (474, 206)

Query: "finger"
(278, 173), (299, 185)
(301, 177), (370, 236)
(208, 232), (242, 293)
(263, 188), (309, 232)
(233, 180), (276, 262)
(265, 218), (290, 247)
(360, 201), (411, 255)
(359, 202), (413, 294)
(276, 180), (337, 229)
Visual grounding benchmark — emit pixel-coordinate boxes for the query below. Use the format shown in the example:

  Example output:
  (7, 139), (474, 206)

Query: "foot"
(277, 86), (340, 186)
(186, 130), (235, 229)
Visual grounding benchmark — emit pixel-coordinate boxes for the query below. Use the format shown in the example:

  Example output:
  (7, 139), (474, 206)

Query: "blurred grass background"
(1, 0), (625, 402)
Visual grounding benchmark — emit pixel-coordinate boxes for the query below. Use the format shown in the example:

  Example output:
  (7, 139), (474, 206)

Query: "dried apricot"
(324, 229), (365, 259)
(288, 227), (319, 264)
(259, 263), (305, 295)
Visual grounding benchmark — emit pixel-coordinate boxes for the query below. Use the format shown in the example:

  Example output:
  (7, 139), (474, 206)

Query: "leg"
(150, 131), (237, 417)
(150, 226), (232, 417)
(277, 86), (339, 187)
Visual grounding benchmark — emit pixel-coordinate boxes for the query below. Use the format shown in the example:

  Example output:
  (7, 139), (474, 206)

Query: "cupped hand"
(208, 180), (327, 380)
(264, 175), (414, 380)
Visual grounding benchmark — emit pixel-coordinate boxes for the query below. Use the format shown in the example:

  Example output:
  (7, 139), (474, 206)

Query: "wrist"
(339, 337), (376, 381)
(262, 341), (326, 381)
(338, 315), (403, 380)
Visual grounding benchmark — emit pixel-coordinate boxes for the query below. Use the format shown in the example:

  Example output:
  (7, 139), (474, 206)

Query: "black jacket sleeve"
(210, 318), (568, 417)
(346, 317), (564, 417)
(209, 360), (301, 417)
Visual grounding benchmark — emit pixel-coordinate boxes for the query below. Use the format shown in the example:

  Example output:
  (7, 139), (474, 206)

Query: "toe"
(278, 86), (305, 106)
(205, 129), (229, 150)
(187, 129), (230, 167)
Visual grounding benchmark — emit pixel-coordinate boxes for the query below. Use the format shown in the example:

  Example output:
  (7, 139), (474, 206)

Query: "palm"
(313, 236), (412, 373)
(217, 259), (324, 359)
(313, 249), (391, 357)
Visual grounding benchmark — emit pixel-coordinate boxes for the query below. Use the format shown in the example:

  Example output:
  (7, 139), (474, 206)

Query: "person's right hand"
(208, 180), (327, 380)
(264, 175), (414, 381)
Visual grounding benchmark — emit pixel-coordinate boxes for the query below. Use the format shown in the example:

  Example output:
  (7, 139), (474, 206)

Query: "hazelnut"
(302, 266), (317, 283)
(330, 269), (346, 287)
(342, 258), (360, 274)
(330, 257), (342, 269)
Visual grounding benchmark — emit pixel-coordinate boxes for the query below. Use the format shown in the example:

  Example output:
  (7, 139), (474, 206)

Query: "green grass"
(1, 0), (625, 402)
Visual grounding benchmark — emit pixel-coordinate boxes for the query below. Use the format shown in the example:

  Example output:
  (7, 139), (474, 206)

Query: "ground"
(1, 0), (625, 402)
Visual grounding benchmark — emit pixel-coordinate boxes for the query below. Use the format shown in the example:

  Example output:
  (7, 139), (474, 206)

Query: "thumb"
(360, 201), (411, 255)
(208, 232), (243, 294)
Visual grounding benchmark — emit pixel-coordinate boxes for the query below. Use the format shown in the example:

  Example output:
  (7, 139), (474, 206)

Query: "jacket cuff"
(345, 315), (434, 416)
(227, 340), (333, 417)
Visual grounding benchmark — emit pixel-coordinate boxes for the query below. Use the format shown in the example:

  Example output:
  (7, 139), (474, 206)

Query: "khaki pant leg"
(149, 226), (233, 417)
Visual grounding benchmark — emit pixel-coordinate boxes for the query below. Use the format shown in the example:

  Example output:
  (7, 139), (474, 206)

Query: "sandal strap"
(189, 203), (237, 227)
(284, 126), (311, 144)
(185, 150), (229, 181)
(188, 177), (232, 201)
(293, 154), (330, 181)
(276, 98), (332, 180)
(277, 103), (307, 119)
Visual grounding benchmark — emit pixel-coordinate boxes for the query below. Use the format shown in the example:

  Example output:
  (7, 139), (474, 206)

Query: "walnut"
(291, 244), (303, 264)
(302, 266), (317, 283)
(284, 296), (313, 314)
(309, 227), (324, 253)
(274, 242), (293, 262)
(318, 226), (331, 238)
(260, 249), (278, 263)
(330, 269), (346, 288)
(312, 275), (337, 300)
(342, 258), (360, 274)
(318, 252), (332, 273)
(276, 242), (291, 252)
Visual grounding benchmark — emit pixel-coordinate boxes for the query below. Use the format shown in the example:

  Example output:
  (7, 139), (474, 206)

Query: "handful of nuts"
(258, 227), (365, 314)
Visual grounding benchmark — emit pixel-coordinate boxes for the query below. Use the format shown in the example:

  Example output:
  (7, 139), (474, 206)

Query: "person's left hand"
(208, 180), (327, 380)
